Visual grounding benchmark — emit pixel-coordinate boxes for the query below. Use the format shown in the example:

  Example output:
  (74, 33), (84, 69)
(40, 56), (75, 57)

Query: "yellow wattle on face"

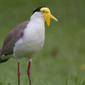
(40, 7), (58, 26)
(43, 12), (51, 26)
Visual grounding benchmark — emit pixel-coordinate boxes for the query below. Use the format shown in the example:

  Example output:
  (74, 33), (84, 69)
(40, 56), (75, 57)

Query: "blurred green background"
(0, 0), (85, 85)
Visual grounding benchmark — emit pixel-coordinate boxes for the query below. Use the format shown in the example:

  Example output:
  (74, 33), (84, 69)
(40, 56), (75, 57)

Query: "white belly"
(13, 17), (45, 59)
(14, 37), (44, 59)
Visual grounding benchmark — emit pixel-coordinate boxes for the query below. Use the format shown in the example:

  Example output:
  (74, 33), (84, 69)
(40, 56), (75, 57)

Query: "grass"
(0, 0), (85, 85)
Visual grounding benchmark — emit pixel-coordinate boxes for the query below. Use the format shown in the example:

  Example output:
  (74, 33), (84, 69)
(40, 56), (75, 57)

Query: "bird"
(0, 6), (58, 85)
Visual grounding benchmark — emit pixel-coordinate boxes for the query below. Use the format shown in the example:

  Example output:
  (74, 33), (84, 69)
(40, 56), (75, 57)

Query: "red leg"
(17, 61), (20, 85)
(27, 59), (32, 85)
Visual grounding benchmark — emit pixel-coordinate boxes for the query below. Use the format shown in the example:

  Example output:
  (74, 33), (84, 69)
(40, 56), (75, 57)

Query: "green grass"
(0, 0), (85, 85)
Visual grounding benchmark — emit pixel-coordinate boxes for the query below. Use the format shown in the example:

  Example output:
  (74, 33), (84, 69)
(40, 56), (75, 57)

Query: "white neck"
(30, 12), (45, 23)
(24, 12), (45, 40)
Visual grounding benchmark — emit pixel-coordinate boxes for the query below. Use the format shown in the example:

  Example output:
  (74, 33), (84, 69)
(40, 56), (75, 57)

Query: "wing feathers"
(1, 21), (29, 56)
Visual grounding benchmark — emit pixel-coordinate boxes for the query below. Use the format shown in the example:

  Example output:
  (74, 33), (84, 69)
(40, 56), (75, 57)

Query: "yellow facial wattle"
(40, 7), (58, 26)
(43, 13), (51, 26)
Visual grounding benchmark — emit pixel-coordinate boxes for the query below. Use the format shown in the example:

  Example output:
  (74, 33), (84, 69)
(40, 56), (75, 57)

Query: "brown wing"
(1, 21), (29, 56)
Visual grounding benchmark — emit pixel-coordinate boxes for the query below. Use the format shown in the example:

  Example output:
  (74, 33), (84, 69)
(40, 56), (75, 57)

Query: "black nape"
(32, 6), (46, 14)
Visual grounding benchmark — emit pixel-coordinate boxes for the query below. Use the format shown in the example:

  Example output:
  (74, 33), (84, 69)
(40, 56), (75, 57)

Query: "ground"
(0, 0), (85, 85)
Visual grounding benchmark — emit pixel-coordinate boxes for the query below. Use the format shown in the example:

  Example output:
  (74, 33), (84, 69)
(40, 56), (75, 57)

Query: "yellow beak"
(44, 13), (58, 26)
(50, 14), (58, 22)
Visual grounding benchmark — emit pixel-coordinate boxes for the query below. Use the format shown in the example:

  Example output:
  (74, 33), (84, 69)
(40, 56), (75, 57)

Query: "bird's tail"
(0, 48), (9, 63)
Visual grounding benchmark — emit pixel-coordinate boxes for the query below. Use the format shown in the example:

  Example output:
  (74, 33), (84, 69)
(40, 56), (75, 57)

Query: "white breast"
(13, 12), (45, 59)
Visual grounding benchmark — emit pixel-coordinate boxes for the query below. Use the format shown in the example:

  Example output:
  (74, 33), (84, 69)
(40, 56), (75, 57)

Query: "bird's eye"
(46, 11), (48, 13)
(42, 10), (45, 13)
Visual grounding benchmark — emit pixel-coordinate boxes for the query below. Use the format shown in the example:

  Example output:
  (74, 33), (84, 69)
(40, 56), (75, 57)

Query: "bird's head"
(32, 6), (58, 26)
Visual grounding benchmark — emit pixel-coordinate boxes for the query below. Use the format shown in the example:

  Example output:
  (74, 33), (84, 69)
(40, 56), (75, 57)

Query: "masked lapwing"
(0, 6), (58, 85)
